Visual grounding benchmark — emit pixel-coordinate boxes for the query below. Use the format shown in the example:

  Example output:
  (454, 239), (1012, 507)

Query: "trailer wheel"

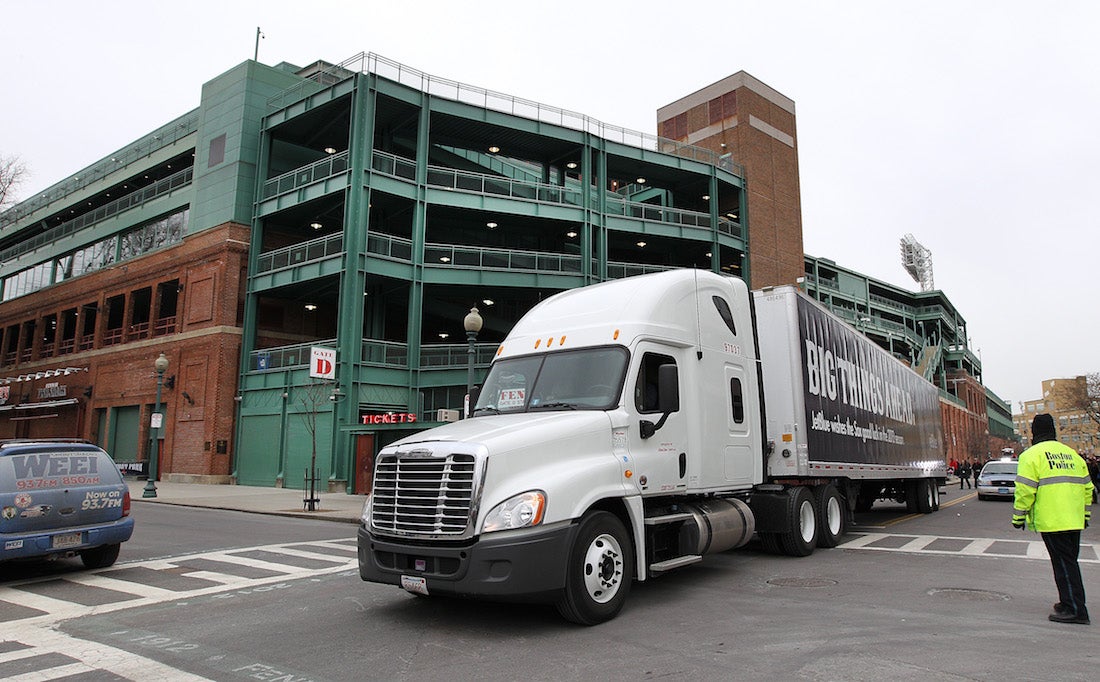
(812, 484), (845, 548)
(778, 487), (817, 557)
(916, 479), (936, 514)
(556, 511), (633, 625)
(931, 481), (941, 511)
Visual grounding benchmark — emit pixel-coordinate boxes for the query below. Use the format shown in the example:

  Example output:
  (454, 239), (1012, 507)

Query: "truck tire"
(778, 487), (817, 557)
(80, 543), (120, 569)
(556, 511), (633, 625)
(812, 484), (845, 548)
(916, 479), (935, 514)
(758, 532), (782, 555)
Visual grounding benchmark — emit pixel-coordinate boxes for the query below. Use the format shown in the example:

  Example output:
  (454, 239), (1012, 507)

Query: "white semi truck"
(357, 269), (946, 624)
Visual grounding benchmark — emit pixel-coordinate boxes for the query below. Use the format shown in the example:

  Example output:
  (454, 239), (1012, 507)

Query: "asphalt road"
(1, 483), (1096, 681)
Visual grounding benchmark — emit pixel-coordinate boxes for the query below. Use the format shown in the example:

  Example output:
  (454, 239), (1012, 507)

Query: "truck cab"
(359, 270), (763, 624)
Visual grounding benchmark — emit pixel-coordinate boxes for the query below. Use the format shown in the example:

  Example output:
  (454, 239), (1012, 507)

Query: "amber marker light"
(559, 336), (566, 345)
(535, 339), (542, 349)
(613, 329), (620, 340)
(624, 470), (633, 479)
(496, 345), (504, 356)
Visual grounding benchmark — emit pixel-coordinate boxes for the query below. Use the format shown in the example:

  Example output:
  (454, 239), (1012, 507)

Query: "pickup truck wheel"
(812, 484), (845, 548)
(556, 511), (633, 625)
(779, 487), (817, 557)
(80, 543), (120, 569)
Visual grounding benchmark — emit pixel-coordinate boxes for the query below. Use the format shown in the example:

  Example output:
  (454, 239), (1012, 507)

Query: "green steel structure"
(238, 54), (747, 491)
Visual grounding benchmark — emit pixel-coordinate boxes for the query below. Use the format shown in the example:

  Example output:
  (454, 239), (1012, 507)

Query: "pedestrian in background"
(971, 459), (981, 489)
(958, 459), (972, 489)
(1012, 413), (1093, 625)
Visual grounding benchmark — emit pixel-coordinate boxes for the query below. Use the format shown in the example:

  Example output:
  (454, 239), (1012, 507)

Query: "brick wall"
(0, 222), (248, 478)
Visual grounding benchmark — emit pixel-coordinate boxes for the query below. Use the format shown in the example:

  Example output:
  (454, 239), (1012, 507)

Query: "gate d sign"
(310, 346), (337, 380)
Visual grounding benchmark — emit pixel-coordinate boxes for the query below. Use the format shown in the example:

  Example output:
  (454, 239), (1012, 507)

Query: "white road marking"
(841, 532), (1099, 563)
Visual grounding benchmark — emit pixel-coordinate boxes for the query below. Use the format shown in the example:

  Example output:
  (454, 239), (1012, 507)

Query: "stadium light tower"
(899, 233), (935, 292)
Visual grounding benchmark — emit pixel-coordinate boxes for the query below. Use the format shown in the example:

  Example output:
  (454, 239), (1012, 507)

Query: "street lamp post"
(143, 352), (169, 498)
(464, 307), (483, 417)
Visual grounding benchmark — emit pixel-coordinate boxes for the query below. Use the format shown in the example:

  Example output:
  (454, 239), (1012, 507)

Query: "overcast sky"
(2, 1), (1097, 411)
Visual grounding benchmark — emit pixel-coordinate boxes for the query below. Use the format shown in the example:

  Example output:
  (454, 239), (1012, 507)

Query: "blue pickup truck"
(1, 440), (134, 568)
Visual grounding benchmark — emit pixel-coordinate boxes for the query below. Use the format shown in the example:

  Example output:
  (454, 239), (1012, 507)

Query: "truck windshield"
(473, 346), (629, 415)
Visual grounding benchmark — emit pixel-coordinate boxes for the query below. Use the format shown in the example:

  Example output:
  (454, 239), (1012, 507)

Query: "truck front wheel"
(556, 511), (633, 625)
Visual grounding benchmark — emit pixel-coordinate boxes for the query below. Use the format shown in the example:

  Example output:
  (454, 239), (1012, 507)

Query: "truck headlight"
(482, 490), (546, 533)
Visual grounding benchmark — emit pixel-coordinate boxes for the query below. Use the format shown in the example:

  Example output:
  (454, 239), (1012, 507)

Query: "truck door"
(626, 348), (688, 493)
(723, 365), (758, 485)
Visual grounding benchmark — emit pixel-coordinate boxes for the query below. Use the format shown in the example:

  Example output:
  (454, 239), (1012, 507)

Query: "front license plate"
(52, 532), (83, 549)
(998, 488), (1009, 495)
(401, 575), (429, 596)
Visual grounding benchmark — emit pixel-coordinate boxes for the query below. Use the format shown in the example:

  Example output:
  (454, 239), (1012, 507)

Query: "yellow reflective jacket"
(1013, 440), (1093, 532)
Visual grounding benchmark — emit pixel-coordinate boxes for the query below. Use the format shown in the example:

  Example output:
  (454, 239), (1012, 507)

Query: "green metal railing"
(250, 339), (496, 373)
(1, 111), (200, 229)
(0, 167), (194, 263)
(419, 343), (497, 368)
(424, 243), (582, 274)
(365, 233), (414, 262)
(255, 233), (344, 274)
(261, 151), (350, 200)
(250, 339), (337, 372)
(267, 52), (744, 177)
(606, 197), (741, 239)
(604, 262), (676, 279)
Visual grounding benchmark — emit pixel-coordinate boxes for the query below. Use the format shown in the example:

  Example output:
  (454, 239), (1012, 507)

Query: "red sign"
(361, 412), (417, 425)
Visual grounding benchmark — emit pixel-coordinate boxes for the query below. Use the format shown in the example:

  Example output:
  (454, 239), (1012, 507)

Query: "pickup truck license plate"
(401, 575), (429, 596)
(52, 532), (83, 549)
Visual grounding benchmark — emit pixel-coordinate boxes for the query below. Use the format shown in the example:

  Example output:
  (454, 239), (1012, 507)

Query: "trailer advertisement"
(799, 296), (942, 466)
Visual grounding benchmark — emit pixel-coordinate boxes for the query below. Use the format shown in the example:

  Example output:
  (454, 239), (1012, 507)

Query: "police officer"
(1013, 413), (1093, 625)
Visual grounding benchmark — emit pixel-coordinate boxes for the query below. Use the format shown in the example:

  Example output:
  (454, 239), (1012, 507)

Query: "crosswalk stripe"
(841, 532), (1100, 563)
(0, 538), (357, 627)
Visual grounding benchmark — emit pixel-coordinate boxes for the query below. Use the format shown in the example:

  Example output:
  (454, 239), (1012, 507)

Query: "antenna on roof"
(899, 233), (935, 291)
(254, 27), (265, 61)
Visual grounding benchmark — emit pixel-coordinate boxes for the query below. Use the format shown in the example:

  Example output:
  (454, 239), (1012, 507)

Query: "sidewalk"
(126, 479), (366, 524)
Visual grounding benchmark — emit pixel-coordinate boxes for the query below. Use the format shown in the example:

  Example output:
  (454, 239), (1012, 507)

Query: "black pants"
(960, 476), (971, 488)
(1042, 530), (1088, 619)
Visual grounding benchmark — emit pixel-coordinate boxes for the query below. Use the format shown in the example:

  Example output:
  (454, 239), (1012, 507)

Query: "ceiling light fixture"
(566, 231), (578, 238)
(482, 299), (494, 306)
(324, 147), (337, 154)
(566, 162), (578, 169)
(486, 222), (498, 229)
(440, 256), (451, 263)
(702, 195), (710, 200)
(488, 146), (500, 153)
(310, 222), (322, 230)
(304, 304), (317, 311)
(636, 241), (647, 248)
(636, 177), (646, 184)
(439, 332), (450, 339)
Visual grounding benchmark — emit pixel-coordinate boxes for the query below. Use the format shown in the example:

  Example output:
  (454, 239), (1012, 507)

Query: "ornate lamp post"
(463, 307), (483, 417)
(143, 352), (169, 498)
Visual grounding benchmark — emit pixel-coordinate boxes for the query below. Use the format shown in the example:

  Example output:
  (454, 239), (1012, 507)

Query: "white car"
(976, 460), (1018, 501)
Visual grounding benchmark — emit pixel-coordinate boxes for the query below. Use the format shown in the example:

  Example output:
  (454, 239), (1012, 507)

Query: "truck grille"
(371, 453), (477, 536)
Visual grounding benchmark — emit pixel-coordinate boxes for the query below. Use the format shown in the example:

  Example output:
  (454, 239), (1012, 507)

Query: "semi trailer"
(358, 269), (946, 624)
